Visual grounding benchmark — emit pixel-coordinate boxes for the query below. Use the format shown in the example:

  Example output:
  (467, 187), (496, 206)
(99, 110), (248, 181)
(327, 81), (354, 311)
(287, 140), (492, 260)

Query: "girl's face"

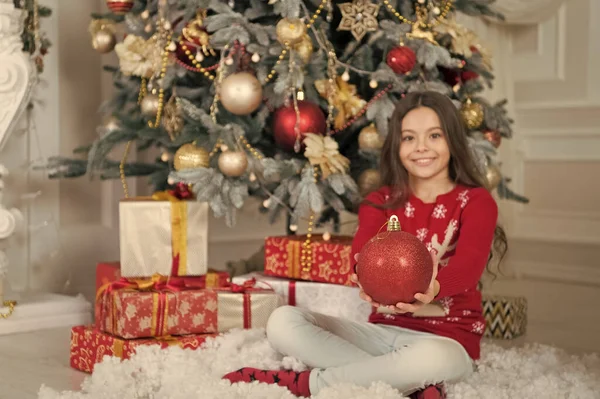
(399, 106), (451, 183)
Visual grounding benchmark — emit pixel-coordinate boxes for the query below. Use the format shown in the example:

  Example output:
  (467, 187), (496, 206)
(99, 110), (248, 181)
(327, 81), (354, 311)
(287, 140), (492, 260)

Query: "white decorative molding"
(512, 0), (591, 105)
(0, 293), (91, 336)
(513, 260), (600, 287)
(511, 7), (565, 82)
(511, 210), (600, 245)
(521, 128), (600, 161)
(0, 0), (35, 153)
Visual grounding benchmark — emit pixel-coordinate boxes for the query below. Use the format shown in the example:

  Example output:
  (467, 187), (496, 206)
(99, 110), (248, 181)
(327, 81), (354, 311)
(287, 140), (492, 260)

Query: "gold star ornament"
(337, 0), (380, 41)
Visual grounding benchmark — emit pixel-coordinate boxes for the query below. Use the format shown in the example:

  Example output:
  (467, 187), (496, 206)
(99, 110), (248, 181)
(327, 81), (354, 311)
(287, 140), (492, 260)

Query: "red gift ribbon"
(288, 281), (296, 306)
(217, 277), (275, 329)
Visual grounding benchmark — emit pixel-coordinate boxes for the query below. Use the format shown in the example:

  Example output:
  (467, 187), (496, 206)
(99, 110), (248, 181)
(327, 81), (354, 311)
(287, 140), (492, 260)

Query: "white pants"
(266, 306), (473, 396)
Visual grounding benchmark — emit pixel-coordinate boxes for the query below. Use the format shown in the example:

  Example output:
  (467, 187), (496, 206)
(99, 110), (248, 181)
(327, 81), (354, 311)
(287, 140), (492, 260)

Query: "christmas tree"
(45, 0), (527, 231)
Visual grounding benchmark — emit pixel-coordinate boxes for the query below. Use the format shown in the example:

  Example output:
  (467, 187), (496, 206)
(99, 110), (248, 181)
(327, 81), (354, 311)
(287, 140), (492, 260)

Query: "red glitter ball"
(357, 227), (433, 305)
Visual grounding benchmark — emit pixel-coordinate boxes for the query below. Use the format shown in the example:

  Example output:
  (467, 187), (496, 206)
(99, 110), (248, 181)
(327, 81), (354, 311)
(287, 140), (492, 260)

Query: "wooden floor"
(0, 327), (86, 399)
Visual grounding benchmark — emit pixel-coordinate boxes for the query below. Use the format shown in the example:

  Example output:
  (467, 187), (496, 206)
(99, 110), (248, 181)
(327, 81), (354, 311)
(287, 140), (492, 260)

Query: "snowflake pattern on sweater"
(351, 184), (498, 360)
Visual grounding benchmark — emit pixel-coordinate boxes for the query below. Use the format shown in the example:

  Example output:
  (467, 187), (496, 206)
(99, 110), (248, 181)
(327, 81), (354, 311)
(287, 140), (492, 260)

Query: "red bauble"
(461, 70), (479, 81)
(483, 130), (502, 148)
(356, 216), (433, 305)
(106, 0), (134, 15)
(386, 46), (416, 75)
(272, 101), (327, 151)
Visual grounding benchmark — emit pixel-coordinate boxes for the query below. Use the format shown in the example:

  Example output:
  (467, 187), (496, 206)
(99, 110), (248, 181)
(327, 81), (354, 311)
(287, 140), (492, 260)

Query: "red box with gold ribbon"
(264, 235), (355, 286)
(119, 188), (209, 277)
(69, 325), (217, 373)
(95, 276), (281, 339)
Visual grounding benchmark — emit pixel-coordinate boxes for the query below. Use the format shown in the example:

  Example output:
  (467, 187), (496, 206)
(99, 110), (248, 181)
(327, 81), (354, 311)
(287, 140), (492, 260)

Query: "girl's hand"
(351, 253), (381, 308)
(386, 251), (440, 314)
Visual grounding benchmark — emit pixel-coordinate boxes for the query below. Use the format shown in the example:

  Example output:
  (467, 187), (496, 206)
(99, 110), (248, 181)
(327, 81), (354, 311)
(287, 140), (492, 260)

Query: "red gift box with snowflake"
(264, 235), (355, 286)
(95, 276), (280, 339)
(69, 325), (217, 373)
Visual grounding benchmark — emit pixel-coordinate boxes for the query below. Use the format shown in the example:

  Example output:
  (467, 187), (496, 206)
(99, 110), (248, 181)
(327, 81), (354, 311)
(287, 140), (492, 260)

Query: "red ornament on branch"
(106, 0), (134, 15)
(356, 215), (433, 305)
(483, 130), (502, 148)
(272, 101), (327, 151)
(386, 46), (416, 75)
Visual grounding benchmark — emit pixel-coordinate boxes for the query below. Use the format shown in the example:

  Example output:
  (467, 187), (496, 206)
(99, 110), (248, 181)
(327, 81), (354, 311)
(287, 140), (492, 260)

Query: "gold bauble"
(358, 124), (383, 150)
(485, 163), (502, 190)
(219, 72), (263, 116)
(173, 143), (210, 171)
(140, 93), (160, 118)
(218, 151), (248, 177)
(276, 18), (306, 46)
(460, 99), (484, 129)
(92, 28), (116, 53)
(357, 169), (382, 197)
(293, 34), (313, 63)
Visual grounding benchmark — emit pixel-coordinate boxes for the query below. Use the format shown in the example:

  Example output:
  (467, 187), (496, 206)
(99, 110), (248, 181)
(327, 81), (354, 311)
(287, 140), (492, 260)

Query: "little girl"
(224, 91), (506, 398)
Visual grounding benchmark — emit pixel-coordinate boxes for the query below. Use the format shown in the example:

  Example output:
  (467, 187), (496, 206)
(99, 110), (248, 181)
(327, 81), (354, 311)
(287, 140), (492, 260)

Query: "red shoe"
(409, 383), (446, 399)
(223, 367), (311, 397)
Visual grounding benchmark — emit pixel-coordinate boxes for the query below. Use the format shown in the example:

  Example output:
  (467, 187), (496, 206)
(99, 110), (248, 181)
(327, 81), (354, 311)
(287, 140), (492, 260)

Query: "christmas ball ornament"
(174, 143), (210, 171)
(140, 94), (160, 118)
(219, 72), (263, 115)
(461, 70), (479, 81)
(485, 163), (502, 190)
(356, 215), (434, 305)
(272, 101), (327, 151)
(483, 130), (502, 148)
(461, 98), (484, 129)
(358, 124), (383, 150)
(92, 28), (116, 53)
(276, 18), (306, 46)
(106, 0), (134, 15)
(218, 151), (248, 177)
(357, 168), (381, 197)
(293, 34), (313, 63)
(386, 46), (416, 75)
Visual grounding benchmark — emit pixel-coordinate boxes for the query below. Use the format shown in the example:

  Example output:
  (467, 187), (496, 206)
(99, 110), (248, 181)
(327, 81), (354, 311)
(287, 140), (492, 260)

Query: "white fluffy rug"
(39, 329), (600, 399)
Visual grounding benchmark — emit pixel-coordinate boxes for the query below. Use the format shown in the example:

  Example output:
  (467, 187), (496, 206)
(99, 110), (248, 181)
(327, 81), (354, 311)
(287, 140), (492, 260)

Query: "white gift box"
(232, 272), (372, 323)
(119, 198), (209, 277)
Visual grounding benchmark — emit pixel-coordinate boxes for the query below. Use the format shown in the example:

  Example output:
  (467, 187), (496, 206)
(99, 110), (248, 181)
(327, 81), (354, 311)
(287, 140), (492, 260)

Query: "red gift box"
(264, 235), (355, 286)
(69, 325), (216, 373)
(95, 277), (281, 339)
(96, 262), (121, 293)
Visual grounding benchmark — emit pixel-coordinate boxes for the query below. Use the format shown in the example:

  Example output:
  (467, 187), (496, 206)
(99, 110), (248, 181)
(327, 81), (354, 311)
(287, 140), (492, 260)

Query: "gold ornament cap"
(387, 215), (401, 232)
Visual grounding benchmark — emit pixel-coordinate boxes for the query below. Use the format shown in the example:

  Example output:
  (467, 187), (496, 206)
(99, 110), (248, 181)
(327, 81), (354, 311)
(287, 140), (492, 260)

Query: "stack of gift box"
(70, 187), (527, 373)
(70, 189), (282, 373)
(233, 235), (372, 323)
(234, 234), (528, 340)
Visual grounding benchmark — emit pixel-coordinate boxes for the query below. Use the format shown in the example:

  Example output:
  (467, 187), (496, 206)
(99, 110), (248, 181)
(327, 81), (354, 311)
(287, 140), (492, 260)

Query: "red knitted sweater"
(351, 184), (498, 360)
